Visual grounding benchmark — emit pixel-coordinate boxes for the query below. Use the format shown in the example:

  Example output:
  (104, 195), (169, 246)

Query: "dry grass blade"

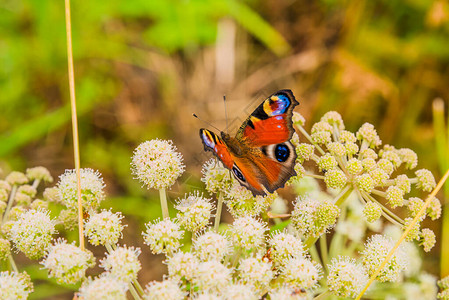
(65, 0), (84, 250)
(355, 168), (449, 300)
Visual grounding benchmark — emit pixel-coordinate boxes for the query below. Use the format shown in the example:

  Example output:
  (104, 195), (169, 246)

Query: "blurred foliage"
(1, 0), (449, 298)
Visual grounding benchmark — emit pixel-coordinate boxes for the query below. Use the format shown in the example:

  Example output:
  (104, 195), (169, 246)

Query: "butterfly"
(199, 89), (299, 196)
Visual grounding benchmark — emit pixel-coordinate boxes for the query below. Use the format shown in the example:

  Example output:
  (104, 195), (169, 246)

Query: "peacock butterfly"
(199, 89), (299, 196)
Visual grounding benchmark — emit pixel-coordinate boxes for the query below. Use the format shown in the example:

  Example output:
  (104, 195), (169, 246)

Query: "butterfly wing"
(200, 90), (300, 196)
(236, 89), (299, 146)
(199, 129), (267, 195)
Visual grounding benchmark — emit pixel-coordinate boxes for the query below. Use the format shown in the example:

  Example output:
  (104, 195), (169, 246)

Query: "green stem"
(133, 279), (145, 297)
(309, 244), (322, 267)
(296, 125), (326, 155)
(32, 179), (41, 190)
(159, 188), (169, 219)
(305, 173), (325, 180)
(2, 185), (18, 225)
(361, 191), (404, 225)
(128, 282), (142, 300)
(231, 248), (242, 268)
(319, 235), (329, 273)
(334, 184), (353, 206)
(214, 192), (224, 232)
(314, 290), (330, 300)
(8, 254), (18, 273)
(105, 243), (113, 254)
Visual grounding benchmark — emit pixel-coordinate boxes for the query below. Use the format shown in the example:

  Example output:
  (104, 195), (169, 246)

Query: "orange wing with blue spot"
(236, 90), (298, 147)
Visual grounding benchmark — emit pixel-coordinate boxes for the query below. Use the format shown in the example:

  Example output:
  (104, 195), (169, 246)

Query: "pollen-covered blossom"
(0, 201), (6, 214)
(58, 209), (78, 231)
(356, 123), (382, 148)
(229, 216), (267, 250)
(224, 283), (258, 300)
(404, 273), (438, 300)
(363, 201), (382, 223)
(361, 234), (407, 282)
(41, 238), (95, 284)
(268, 231), (304, 266)
(281, 257), (322, 289)
(407, 197), (424, 218)
(142, 218), (184, 254)
(84, 210), (126, 246)
(386, 186), (404, 208)
(395, 174), (411, 193)
(100, 245), (141, 283)
(438, 276), (449, 299)
(327, 256), (368, 298)
(224, 182), (277, 217)
(166, 251), (198, 281)
(57, 168), (106, 212)
(404, 217), (420, 242)
(5, 171), (28, 185)
(295, 143), (315, 163)
(420, 228), (436, 252)
(324, 168), (347, 189)
(291, 196), (340, 238)
(238, 257), (273, 293)
(292, 111), (306, 126)
(9, 209), (56, 259)
(0, 188), (8, 203)
(192, 260), (232, 293)
(143, 279), (185, 300)
(0, 180), (12, 193)
(0, 238), (11, 261)
(201, 159), (232, 194)
(30, 199), (48, 210)
(175, 193), (213, 232)
(317, 153), (338, 171)
(131, 139), (185, 190)
(0, 271), (33, 300)
(26, 166), (53, 183)
(321, 111), (345, 130)
(414, 169), (436, 192)
(43, 187), (62, 203)
(79, 274), (128, 300)
(269, 285), (309, 300)
(311, 121), (333, 145)
(193, 231), (232, 262)
(355, 173), (374, 193)
(427, 197), (442, 220)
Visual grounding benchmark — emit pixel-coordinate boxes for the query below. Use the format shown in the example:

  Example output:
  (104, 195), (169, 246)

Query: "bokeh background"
(1, 0), (449, 298)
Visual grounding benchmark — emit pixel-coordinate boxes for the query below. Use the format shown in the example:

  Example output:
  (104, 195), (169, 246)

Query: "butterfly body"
(200, 90), (299, 195)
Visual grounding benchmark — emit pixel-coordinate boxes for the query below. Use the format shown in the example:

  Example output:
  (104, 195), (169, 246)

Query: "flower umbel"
(41, 239), (95, 284)
(84, 210), (126, 246)
(9, 209), (56, 259)
(100, 245), (141, 283)
(57, 168), (105, 212)
(142, 218), (184, 255)
(131, 139), (185, 190)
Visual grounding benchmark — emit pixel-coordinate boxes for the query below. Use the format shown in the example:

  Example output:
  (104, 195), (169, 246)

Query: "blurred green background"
(1, 0), (449, 298)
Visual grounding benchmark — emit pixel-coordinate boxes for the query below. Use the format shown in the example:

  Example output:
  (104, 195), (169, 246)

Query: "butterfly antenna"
(193, 113), (221, 132)
(223, 95), (229, 133)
